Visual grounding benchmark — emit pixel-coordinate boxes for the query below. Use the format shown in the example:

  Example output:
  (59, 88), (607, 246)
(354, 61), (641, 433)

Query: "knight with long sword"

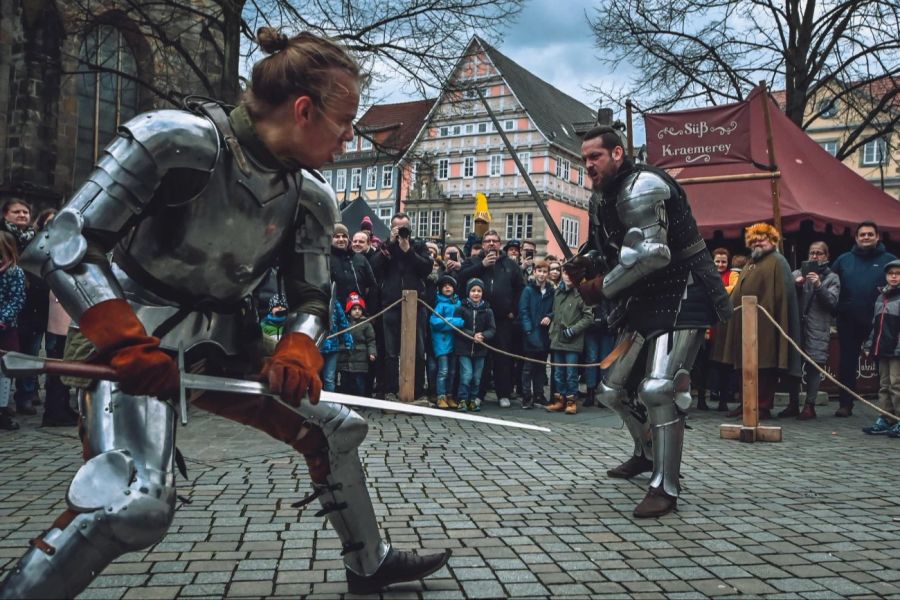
(0, 29), (549, 598)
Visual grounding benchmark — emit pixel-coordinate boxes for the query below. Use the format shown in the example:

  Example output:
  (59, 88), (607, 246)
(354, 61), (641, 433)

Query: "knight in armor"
(565, 126), (731, 518)
(0, 29), (449, 598)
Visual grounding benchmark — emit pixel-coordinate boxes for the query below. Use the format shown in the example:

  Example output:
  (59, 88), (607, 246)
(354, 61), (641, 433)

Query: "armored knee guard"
(0, 383), (176, 599)
(293, 400), (389, 577)
(598, 381), (651, 458)
(638, 376), (688, 497)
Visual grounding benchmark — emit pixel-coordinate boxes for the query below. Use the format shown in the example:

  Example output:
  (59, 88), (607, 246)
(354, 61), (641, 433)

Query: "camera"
(524, 249), (534, 260)
(397, 226), (411, 239)
(448, 250), (459, 261)
(800, 260), (825, 277)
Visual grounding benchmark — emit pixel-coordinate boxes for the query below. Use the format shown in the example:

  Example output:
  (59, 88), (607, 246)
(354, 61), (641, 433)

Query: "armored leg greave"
(292, 401), (390, 577)
(190, 391), (390, 578)
(598, 331), (650, 458)
(0, 382), (177, 599)
(638, 330), (704, 497)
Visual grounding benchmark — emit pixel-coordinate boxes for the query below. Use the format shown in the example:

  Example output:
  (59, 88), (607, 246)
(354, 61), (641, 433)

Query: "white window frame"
(478, 122), (488, 134)
(463, 215), (473, 237)
(360, 137), (373, 151)
(365, 166), (377, 190)
(464, 123), (474, 135)
(504, 119), (516, 131)
(862, 139), (887, 166)
(437, 158), (450, 180)
(335, 169), (346, 192)
(381, 164), (393, 189)
(490, 154), (502, 177)
(505, 213), (533, 241)
(576, 166), (584, 186)
(415, 211), (429, 238)
(517, 152), (531, 174)
(378, 206), (392, 228)
(819, 140), (838, 157)
(321, 170), (333, 187)
(439, 126), (449, 137)
(463, 156), (475, 178)
(561, 216), (580, 248)
(451, 125), (461, 136)
(559, 159), (570, 181)
(346, 135), (357, 152)
(429, 210), (444, 238)
(350, 168), (361, 191)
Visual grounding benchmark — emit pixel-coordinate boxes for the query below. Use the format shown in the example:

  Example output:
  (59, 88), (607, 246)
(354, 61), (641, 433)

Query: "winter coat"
(371, 238), (434, 306)
(330, 246), (376, 305)
(831, 242), (897, 326)
(0, 265), (26, 328)
(453, 298), (496, 357)
(712, 250), (802, 376)
(548, 283), (593, 352)
(340, 318), (376, 372)
(518, 280), (553, 353)
(863, 285), (900, 358)
(792, 267), (840, 363)
(320, 300), (354, 355)
(429, 292), (464, 357)
(457, 252), (525, 318)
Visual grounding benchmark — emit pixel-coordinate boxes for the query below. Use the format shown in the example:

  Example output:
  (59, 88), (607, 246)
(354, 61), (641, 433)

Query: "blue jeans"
(583, 330), (616, 388)
(457, 356), (485, 402)
(322, 352), (340, 392)
(342, 372), (367, 397)
(436, 354), (457, 397)
(552, 351), (580, 398)
(15, 326), (44, 405)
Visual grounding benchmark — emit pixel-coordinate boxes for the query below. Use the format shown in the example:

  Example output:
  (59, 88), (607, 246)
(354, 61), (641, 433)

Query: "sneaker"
(456, 401), (468, 412)
(436, 395), (449, 409)
(468, 400), (480, 412)
(446, 396), (459, 409)
(498, 397), (511, 408)
(863, 415), (894, 435)
(384, 393), (399, 402)
(521, 397), (533, 410)
(887, 421), (900, 438)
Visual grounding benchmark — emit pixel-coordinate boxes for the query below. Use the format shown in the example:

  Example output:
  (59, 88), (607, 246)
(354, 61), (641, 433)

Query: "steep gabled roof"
(475, 37), (595, 156)
(356, 98), (435, 154)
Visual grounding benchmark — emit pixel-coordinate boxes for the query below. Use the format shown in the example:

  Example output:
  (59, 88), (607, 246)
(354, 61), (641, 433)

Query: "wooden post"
(758, 81), (783, 246)
(398, 289), (418, 402)
(740, 295), (759, 441)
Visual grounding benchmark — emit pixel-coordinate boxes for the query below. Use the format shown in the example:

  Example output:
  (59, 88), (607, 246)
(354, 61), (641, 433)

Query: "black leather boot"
(346, 548), (451, 594)
(583, 387), (596, 407)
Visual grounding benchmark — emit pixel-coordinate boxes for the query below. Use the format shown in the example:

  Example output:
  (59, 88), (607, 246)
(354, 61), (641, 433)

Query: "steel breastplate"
(114, 138), (301, 308)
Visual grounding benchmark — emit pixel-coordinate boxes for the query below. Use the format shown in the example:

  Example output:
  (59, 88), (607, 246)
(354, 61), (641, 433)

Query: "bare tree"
(587, 0), (899, 160)
(64, 0), (523, 107)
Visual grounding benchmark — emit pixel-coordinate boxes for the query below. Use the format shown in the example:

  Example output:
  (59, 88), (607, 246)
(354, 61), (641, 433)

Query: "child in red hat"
(340, 292), (377, 396)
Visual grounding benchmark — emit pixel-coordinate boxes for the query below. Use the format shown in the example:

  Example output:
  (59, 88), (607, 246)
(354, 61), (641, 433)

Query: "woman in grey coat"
(783, 241), (840, 419)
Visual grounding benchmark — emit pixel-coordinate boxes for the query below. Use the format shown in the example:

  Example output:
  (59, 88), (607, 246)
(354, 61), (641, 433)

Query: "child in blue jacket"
(862, 259), (900, 437)
(430, 275), (464, 409)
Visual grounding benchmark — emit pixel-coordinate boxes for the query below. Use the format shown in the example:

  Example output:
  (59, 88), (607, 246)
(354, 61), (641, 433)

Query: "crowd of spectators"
(1, 196), (898, 438)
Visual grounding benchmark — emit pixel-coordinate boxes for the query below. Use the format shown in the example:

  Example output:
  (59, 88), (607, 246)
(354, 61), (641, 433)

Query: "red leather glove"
(78, 299), (179, 397)
(577, 276), (606, 306)
(261, 332), (324, 405)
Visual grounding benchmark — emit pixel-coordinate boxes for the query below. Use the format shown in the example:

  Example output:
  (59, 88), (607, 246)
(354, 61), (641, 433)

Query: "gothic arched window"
(73, 25), (140, 184)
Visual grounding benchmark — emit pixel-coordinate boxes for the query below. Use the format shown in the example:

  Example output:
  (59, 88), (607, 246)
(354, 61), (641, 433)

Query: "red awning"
(655, 87), (900, 238)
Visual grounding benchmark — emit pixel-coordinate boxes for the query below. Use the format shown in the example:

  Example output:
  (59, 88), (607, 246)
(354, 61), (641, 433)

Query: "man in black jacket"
(331, 223), (376, 305)
(457, 229), (526, 407)
(372, 212), (432, 401)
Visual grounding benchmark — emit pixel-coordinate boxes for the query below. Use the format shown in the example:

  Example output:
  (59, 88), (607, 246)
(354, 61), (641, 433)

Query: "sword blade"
(182, 373), (550, 433)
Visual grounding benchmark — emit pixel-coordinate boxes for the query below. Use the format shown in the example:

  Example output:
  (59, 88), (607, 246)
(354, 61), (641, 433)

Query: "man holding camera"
(458, 230), (526, 407)
(372, 212), (432, 401)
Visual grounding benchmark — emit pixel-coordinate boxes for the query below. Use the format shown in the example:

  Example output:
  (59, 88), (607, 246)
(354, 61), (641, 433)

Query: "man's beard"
(751, 246), (774, 260)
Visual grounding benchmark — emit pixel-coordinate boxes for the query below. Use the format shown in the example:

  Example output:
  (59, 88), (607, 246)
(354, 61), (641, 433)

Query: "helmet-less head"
(246, 28), (364, 170)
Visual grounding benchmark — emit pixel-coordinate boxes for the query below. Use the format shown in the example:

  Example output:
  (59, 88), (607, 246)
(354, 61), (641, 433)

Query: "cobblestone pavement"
(0, 397), (897, 599)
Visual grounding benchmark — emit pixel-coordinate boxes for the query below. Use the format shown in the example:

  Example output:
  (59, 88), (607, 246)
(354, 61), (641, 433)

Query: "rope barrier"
(324, 292), (895, 418)
(740, 304), (894, 419)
